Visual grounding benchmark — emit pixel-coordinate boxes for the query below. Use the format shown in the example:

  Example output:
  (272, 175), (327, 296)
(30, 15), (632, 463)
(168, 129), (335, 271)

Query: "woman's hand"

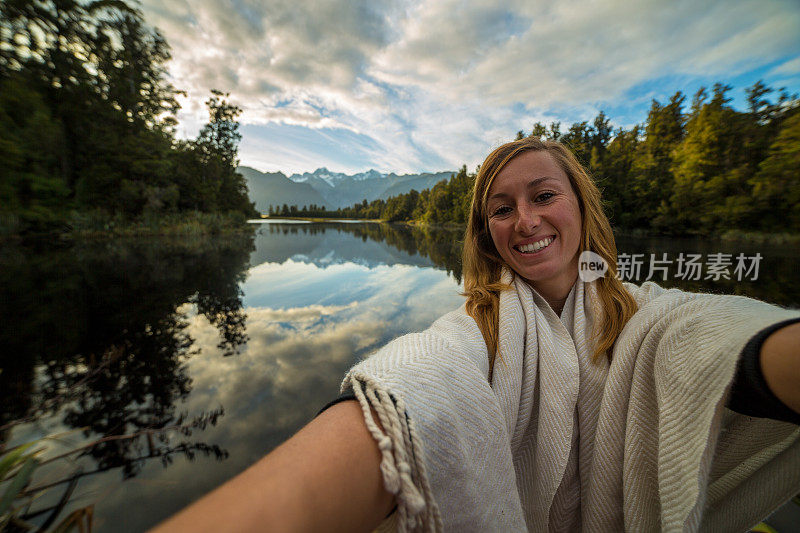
(760, 321), (800, 414)
(150, 400), (394, 533)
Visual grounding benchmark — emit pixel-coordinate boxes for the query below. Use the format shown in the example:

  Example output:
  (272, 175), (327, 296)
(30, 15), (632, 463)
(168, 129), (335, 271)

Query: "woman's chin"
(517, 265), (580, 294)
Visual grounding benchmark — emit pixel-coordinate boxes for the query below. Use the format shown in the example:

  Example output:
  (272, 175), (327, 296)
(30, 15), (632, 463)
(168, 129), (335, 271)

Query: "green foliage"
(0, 0), (256, 237)
(0, 73), (69, 232)
(0, 436), (92, 532)
(749, 110), (800, 229)
(629, 92), (685, 230)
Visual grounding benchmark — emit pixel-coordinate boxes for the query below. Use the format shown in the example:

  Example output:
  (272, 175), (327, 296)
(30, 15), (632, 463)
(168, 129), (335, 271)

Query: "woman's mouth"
(514, 236), (554, 254)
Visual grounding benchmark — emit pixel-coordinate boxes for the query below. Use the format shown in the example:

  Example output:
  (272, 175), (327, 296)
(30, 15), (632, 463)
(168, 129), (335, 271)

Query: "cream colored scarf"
(341, 274), (800, 532)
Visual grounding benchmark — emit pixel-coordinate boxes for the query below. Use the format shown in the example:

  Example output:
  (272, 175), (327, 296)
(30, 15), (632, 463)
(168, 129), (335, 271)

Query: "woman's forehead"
(487, 151), (569, 195)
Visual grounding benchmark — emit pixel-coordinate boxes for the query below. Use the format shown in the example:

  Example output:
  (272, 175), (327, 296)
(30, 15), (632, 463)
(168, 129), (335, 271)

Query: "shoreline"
(256, 217), (800, 244)
(6, 213), (798, 244)
(257, 216), (465, 231)
(1, 211), (257, 243)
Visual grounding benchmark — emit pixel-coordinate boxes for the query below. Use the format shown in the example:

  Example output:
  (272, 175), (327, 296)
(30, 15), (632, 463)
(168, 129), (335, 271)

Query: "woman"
(154, 138), (800, 532)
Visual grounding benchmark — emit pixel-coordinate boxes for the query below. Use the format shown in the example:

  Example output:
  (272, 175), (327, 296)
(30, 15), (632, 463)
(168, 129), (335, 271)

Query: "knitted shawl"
(341, 275), (800, 532)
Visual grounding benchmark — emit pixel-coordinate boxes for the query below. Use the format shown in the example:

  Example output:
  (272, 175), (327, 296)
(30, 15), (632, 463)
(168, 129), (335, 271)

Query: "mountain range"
(238, 166), (455, 213)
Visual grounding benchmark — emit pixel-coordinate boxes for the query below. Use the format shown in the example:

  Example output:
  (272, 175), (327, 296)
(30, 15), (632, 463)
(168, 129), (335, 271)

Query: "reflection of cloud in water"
(95, 261), (465, 531)
(242, 259), (463, 320)
(185, 301), (386, 429)
(186, 260), (464, 445)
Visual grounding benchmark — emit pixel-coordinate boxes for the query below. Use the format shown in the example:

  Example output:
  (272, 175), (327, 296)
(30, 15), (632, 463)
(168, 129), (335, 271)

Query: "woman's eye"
(491, 206), (511, 217)
(535, 192), (555, 202)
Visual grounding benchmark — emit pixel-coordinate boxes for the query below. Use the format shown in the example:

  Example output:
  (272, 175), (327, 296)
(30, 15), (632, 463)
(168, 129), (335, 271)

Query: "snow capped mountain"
(351, 169), (383, 181)
(242, 166), (455, 212)
(288, 167), (350, 187)
(288, 168), (405, 187)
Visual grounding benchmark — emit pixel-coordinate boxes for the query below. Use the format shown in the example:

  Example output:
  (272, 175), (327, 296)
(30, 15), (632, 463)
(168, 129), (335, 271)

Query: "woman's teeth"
(516, 237), (554, 253)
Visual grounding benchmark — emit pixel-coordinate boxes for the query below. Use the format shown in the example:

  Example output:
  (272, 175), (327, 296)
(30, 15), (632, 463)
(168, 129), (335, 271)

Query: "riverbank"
(1, 210), (255, 242)
(257, 216), (800, 244)
(614, 227), (800, 245)
(258, 216), (464, 230)
(257, 215), (384, 224)
(717, 230), (800, 245)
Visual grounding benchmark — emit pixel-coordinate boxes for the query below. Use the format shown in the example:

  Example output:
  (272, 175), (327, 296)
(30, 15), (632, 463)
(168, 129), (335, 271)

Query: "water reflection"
(249, 222), (799, 306)
(0, 233), (255, 528)
(614, 235), (800, 307)
(251, 222), (464, 281)
(1, 222), (797, 531)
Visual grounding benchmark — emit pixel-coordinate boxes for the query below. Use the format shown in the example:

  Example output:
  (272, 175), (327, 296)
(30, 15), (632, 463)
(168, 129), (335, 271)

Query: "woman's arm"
(150, 400), (394, 533)
(760, 321), (800, 414)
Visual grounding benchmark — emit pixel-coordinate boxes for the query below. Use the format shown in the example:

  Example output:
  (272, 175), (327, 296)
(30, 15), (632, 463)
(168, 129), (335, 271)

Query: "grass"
(0, 435), (94, 532)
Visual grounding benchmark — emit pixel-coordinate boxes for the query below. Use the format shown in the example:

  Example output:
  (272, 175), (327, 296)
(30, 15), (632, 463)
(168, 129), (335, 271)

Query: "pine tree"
(749, 110), (800, 230)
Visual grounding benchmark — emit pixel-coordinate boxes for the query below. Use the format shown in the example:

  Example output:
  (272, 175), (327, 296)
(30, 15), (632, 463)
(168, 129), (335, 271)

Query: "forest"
(0, 0), (257, 237)
(274, 82), (800, 237)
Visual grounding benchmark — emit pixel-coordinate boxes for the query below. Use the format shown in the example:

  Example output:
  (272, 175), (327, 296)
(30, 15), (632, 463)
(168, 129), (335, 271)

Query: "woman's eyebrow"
(488, 177), (556, 201)
(526, 176), (557, 189)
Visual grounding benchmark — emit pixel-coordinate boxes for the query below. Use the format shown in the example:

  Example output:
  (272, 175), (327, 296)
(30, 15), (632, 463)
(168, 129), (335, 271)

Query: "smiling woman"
(152, 139), (800, 533)
(485, 151), (583, 312)
(464, 138), (638, 371)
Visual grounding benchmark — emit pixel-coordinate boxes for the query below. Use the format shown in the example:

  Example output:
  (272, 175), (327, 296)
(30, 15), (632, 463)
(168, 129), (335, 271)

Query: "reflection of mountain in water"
(250, 222), (464, 281)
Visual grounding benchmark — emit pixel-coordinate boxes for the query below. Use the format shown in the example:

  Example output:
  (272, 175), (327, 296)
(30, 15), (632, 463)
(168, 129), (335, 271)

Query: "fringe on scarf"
(345, 375), (443, 533)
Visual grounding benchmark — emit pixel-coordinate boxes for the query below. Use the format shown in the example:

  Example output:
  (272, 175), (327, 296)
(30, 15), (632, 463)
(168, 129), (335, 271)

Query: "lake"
(1, 220), (798, 531)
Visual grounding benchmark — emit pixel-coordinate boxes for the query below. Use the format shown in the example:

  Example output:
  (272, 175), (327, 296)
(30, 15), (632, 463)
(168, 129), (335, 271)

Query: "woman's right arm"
(150, 400), (395, 533)
(760, 321), (800, 415)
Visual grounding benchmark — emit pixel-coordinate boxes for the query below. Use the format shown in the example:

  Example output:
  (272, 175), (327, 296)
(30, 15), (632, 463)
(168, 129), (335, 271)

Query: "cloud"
(141, 0), (400, 105)
(375, 0), (800, 108)
(140, 0), (800, 173)
(771, 56), (800, 75)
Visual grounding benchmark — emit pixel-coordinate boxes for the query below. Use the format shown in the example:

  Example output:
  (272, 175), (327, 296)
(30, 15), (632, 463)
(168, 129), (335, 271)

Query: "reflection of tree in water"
(265, 223), (799, 307)
(270, 222), (466, 282)
(613, 237), (800, 308)
(0, 231), (254, 478)
(362, 224), (464, 283)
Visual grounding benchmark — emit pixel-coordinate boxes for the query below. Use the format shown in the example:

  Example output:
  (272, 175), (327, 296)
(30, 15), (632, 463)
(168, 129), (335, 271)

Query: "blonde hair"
(462, 138), (637, 380)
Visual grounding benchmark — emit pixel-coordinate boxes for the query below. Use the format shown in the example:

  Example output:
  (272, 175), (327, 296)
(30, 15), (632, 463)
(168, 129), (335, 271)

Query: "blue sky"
(140, 0), (800, 175)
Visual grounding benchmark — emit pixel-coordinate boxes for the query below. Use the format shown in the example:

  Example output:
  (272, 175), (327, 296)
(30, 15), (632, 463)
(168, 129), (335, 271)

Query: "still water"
(1, 221), (798, 531)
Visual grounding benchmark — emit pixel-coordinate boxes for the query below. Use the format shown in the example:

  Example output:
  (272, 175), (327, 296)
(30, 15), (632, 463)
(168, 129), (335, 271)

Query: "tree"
(0, 0), (257, 233)
(560, 121), (592, 165)
(626, 92), (686, 230)
(666, 84), (751, 232)
(548, 122), (562, 141)
(595, 126), (641, 227)
(188, 91), (255, 216)
(0, 73), (68, 229)
(591, 111), (613, 151)
(749, 110), (800, 230)
(196, 91), (242, 168)
(530, 122), (548, 140)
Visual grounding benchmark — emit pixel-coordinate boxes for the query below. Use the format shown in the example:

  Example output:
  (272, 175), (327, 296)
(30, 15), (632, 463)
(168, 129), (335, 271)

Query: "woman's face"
(486, 150), (582, 299)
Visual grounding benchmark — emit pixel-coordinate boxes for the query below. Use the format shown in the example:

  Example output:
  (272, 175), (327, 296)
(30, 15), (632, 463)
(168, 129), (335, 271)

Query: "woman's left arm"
(760, 321), (800, 414)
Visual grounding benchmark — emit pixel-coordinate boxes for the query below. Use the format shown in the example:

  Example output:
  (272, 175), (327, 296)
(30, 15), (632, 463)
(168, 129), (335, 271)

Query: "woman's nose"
(515, 205), (541, 234)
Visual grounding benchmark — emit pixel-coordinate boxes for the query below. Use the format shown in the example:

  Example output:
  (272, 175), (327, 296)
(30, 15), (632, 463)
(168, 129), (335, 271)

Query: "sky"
(139, 0), (800, 175)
